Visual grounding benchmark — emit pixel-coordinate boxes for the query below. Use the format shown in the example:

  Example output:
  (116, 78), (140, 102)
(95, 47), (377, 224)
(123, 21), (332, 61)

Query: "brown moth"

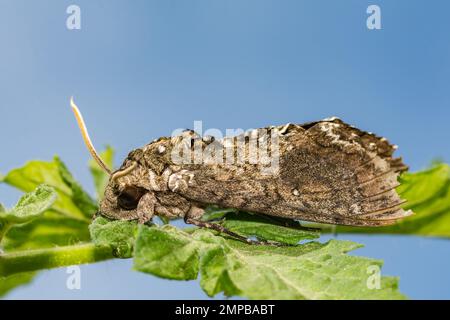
(71, 98), (412, 243)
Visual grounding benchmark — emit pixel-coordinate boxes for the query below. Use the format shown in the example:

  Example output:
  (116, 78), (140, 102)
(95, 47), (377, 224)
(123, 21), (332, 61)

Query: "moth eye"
(117, 186), (146, 210)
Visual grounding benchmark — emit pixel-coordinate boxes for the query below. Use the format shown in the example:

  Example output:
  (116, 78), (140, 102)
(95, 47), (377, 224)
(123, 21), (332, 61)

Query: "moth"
(71, 98), (412, 244)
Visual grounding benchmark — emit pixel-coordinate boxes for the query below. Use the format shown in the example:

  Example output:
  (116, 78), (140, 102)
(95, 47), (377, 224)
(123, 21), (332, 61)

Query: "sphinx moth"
(71, 98), (412, 244)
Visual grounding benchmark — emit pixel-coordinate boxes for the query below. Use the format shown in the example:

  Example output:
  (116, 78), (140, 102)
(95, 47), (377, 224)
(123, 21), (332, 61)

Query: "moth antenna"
(70, 97), (112, 175)
(111, 162), (138, 183)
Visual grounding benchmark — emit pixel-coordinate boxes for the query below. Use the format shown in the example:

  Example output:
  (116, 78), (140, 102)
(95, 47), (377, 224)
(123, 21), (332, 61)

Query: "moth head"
(100, 175), (148, 221)
(70, 97), (149, 221)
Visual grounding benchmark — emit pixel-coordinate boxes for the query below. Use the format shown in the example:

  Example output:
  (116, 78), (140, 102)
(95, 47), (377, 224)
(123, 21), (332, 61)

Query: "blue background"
(1, 0), (450, 299)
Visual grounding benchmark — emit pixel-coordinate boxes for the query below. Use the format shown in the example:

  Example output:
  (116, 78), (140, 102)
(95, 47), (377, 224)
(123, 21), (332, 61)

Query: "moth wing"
(174, 118), (412, 226)
(276, 118), (412, 226)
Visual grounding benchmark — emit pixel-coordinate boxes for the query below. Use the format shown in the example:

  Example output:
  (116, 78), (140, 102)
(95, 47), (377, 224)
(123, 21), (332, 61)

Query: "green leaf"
(89, 217), (138, 259)
(133, 224), (405, 300)
(1, 158), (96, 252)
(0, 185), (56, 224)
(1, 157), (96, 222)
(2, 212), (90, 251)
(0, 157), (100, 296)
(134, 225), (200, 281)
(0, 185), (57, 244)
(89, 203), (405, 299)
(0, 272), (36, 298)
(55, 157), (97, 219)
(89, 146), (114, 200)
(222, 212), (319, 245)
(0, 149), (112, 295)
(332, 163), (450, 237)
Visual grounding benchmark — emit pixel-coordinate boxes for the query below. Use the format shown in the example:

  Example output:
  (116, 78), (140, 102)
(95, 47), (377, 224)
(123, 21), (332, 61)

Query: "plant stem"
(0, 243), (115, 277)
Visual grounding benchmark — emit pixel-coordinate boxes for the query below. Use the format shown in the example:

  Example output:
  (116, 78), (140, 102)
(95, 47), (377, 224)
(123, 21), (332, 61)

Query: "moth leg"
(184, 206), (288, 246)
(136, 192), (156, 224)
(184, 217), (284, 246)
(184, 217), (247, 242)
